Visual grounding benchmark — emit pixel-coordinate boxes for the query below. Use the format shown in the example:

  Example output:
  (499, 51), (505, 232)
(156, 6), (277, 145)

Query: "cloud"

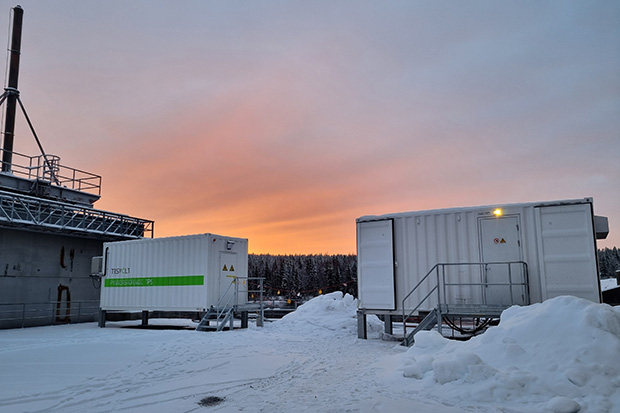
(3, 0), (619, 252)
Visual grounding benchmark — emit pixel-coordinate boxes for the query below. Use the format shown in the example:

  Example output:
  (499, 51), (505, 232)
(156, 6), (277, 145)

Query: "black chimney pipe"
(1, 5), (23, 172)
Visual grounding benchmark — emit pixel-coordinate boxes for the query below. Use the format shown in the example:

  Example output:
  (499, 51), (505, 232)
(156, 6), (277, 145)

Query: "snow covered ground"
(1, 292), (619, 413)
(601, 277), (618, 291)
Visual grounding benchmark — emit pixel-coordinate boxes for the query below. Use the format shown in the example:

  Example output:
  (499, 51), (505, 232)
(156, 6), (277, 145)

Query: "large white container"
(99, 233), (248, 312)
(357, 198), (606, 314)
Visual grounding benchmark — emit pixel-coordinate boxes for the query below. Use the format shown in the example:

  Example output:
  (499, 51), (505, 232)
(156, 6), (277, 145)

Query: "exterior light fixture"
(493, 208), (503, 217)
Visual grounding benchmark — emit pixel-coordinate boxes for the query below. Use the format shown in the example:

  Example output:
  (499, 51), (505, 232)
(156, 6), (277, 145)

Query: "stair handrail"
(401, 263), (442, 339)
(211, 276), (238, 324)
(438, 261), (530, 310)
(401, 261), (531, 340)
(242, 276), (265, 327)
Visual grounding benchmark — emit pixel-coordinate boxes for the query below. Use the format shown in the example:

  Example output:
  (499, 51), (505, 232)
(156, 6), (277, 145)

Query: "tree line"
(248, 254), (357, 299)
(599, 248), (620, 278)
(248, 249), (620, 300)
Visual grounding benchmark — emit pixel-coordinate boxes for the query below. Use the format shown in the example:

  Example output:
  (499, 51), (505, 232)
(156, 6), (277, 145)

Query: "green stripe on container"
(104, 275), (204, 287)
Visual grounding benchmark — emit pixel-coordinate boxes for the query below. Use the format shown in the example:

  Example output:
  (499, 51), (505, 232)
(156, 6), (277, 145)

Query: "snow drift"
(402, 295), (620, 412)
(1, 292), (619, 412)
(275, 291), (383, 337)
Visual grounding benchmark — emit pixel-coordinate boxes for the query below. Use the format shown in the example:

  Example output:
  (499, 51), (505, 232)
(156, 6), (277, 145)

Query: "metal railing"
(0, 149), (101, 196)
(231, 276), (265, 327)
(219, 275), (265, 327)
(0, 189), (154, 238)
(0, 300), (101, 329)
(402, 261), (529, 339)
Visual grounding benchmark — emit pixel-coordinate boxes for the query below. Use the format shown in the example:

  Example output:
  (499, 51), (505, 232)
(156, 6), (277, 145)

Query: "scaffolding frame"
(0, 189), (153, 238)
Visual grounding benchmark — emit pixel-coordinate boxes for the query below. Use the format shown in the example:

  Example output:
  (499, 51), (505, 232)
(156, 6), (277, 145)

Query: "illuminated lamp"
(493, 208), (503, 217)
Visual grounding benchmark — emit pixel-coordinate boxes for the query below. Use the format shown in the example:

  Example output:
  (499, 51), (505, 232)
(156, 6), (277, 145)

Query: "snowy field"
(1, 292), (619, 413)
(601, 277), (618, 291)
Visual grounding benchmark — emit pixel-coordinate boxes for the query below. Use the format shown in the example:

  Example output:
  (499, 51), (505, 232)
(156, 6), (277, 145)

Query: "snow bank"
(2, 293), (620, 412)
(274, 291), (383, 337)
(601, 277), (618, 291)
(402, 296), (620, 412)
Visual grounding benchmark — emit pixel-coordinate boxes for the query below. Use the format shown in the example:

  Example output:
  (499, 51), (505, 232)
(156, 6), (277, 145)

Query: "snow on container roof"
(104, 232), (247, 246)
(356, 197), (594, 222)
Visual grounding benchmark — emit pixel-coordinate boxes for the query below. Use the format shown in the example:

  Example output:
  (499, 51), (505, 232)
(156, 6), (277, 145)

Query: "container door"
(535, 203), (600, 302)
(479, 216), (525, 305)
(219, 251), (239, 306)
(357, 219), (395, 310)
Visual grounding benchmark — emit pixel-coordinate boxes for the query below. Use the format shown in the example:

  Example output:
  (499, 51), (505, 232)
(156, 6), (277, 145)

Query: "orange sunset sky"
(2, 1), (619, 254)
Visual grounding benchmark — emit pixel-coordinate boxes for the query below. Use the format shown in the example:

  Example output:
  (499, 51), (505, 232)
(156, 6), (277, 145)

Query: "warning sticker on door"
(493, 238), (507, 244)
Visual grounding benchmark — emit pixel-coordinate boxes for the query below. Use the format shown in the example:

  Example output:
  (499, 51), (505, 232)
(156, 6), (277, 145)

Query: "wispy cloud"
(4, 0), (619, 252)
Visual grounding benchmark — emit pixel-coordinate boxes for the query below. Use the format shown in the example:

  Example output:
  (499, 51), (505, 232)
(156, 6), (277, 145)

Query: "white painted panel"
(479, 216), (526, 306)
(100, 234), (248, 311)
(397, 211), (483, 311)
(219, 251), (248, 306)
(357, 220), (395, 310)
(357, 198), (601, 314)
(536, 204), (600, 302)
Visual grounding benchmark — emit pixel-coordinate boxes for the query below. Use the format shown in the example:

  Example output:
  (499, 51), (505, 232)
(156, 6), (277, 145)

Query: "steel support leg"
(384, 314), (393, 335)
(98, 309), (106, 328)
(357, 310), (367, 339)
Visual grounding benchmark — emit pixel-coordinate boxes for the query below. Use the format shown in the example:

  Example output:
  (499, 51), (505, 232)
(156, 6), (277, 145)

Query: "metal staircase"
(402, 262), (529, 346)
(196, 276), (265, 332)
(402, 308), (438, 347)
(196, 306), (235, 332)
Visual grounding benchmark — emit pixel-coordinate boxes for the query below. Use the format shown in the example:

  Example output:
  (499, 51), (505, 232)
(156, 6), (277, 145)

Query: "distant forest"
(248, 254), (357, 300)
(599, 248), (620, 278)
(249, 249), (620, 300)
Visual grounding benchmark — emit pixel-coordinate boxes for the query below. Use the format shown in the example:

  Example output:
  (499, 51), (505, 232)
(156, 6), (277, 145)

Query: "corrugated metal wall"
(394, 210), (483, 311)
(100, 234), (239, 311)
(358, 199), (601, 314)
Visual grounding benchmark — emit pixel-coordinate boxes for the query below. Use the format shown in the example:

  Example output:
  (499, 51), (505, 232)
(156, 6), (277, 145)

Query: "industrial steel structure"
(0, 6), (153, 328)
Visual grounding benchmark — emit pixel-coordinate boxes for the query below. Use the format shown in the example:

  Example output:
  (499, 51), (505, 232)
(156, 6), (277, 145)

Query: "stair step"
(402, 308), (438, 347)
(196, 307), (234, 332)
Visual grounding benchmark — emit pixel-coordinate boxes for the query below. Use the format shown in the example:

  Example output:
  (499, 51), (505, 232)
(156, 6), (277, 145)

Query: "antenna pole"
(1, 5), (23, 172)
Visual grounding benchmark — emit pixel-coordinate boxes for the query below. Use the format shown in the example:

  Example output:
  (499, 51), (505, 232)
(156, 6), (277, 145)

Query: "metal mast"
(1, 5), (23, 172)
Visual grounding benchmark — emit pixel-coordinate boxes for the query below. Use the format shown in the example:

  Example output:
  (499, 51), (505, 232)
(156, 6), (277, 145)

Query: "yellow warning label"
(222, 265), (228, 271)
(500, 238), (506, 244)
(230, 265), (235, 272)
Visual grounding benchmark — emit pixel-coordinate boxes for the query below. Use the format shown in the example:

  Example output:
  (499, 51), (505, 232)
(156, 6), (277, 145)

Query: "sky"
(0, 0), (618, 254)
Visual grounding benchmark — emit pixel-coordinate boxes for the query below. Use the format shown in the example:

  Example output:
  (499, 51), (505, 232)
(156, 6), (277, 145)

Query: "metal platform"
(0, 189), (153, 239)
(0, 150), (101, 205)
(196, 277), (265, 332)
(400, 262), (530, 346)
(437, 304), (507, 318)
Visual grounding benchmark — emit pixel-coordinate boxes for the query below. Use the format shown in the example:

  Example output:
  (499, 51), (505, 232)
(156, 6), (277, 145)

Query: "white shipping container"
(99, 233), (248, 312)
(357, 198), (606, 315)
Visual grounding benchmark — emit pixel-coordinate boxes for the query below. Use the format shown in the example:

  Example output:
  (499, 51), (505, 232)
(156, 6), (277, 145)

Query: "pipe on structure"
(1, 5), (24, 172)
